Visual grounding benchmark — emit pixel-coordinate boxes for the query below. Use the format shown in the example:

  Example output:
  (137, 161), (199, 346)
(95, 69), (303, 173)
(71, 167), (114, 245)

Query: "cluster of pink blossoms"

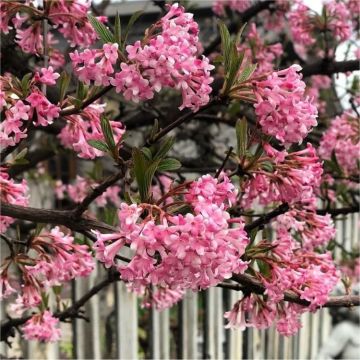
(71, 4), (214, 111)
(212, 0), (252, 16)
(253, 65), (318, 144)
(237, 24), (283, 75)
(55, 176), (121, 208)
(58, 104), (125, 159)
(242, 143), (323, 208)
(0, 168), (29, 233)
(93, 174), (249, 308)
(0, 0), (100, 56)
(318, 112), (360, 176)
(22, 311), (61, 343)
(225, 230), (339, 335)
(1, 227), (94, 342)
(288, 0), (352, 47)
(0, 72), (60, 148)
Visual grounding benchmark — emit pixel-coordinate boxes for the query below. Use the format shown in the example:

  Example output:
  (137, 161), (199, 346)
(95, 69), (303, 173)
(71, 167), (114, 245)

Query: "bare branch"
(231, 273), (360, 308)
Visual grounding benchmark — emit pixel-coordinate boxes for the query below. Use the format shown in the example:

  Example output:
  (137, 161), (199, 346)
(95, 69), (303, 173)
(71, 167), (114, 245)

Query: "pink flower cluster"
(212, 0), (251, 16)
(58, 104), (125, 159)
(26, 89), (60, 127)
(225, 293), (306, 336)
(0, 168), (29, 233)
(1, 227), (94, 318)
(93, 174), (249, 308)
(242, 143), (323, 208)
(24, 227), (94, 288)
(48, 0), (100, 48)
(238, 24), (283, 75)
(55, 176), (121, 208)
(0, 82), (60, 148)
(253, 65), (318, 144)
(318, 112), (360, 176)
(22, 311), (61, 342)
(71, 4), (214, 111)
(277, 207), (336, 249)
(288, 2), (315, 46)
(1, 1), (99, 56)
(324, 0), (352, 42)
(70, 43), (119, 86)
(225, 230), (339, 335)
(288, 0), (352, 48)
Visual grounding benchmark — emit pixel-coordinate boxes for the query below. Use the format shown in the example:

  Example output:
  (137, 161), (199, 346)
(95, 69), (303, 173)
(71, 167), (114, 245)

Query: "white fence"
(2, 210), (358, 360)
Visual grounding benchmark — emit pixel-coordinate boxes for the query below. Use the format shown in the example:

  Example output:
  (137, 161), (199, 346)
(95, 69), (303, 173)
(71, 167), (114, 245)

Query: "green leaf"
(132, 148), (148, 201)
(87, 139), (109, 152)
(59, 71), (71, 103)
(141, 147), (153, 160)
(237, 63), (257, 83)
(14, 148), (28, 161)
(100, 115), (116, 150)
(20, 73), (32, 95)
(76, 82), (88, 101)
(88, 14), (115, 44)
(157, 158), (181, 172)
(218, 21), (231, 73)
(149, 119), (159, 141)
(114, 12), (122, 45)
(235, 118), (247, 157)
(144, 159), (161, 201)
(154, 137), (175, 160)
(123, 11), (143, 47)
(235, 23), (247, 45)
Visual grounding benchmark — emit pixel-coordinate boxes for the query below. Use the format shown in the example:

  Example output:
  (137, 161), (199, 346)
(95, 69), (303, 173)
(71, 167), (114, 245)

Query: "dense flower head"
(48, 0), (99, 48)
(26, 90), (60, 127)
(71, 3), (214, 111)
(288, 2), (315, 46)
(242, 143), (323, 207)
(212, 0), (252, 16)
(253, 65), (318, 144)
(318, 112), (359, 175)
(70, 43), (119, 86)
(93, 174), (249, 301)
(0, 168), (29, 233)
(119, 3), (214, 111)
(277, 207), (336, 249)
(35, 66), (60, 86)
(1, 0), (99, 55)
(58, 103), (125, 159)
(0, 100), (31, 148)
(22, 311), (61, 342)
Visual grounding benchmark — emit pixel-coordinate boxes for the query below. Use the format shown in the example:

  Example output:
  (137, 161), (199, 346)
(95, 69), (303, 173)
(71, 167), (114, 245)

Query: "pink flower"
(36, 66), (60, 86)
(318, 112), (359, 176)
(58, 104), (125, 159)
(22, 311), (61, 342)
(253, 65), (318, 144)
(0, 168), (29, 233)
(26, 90), (60, 126)
(0, 273), (16, 299)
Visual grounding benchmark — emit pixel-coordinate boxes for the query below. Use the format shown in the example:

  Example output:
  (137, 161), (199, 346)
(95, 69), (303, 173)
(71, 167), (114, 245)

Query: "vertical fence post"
(115, 282), (138, 360)
(181, 291), (198, 359)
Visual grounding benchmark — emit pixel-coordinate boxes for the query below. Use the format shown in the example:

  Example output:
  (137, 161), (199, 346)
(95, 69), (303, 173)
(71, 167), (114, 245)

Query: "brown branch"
(317, 204), (359, 217)
(148, 98), (221, 145)
(0, 203), (117, 234)
(0, 271), (120, 343)
(301, 59), (359, 77)
(59, 85), (113, 117)
(231, 273), (360, 308)
(72, 170), (125, 218)
(243, 203), (290, 232)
